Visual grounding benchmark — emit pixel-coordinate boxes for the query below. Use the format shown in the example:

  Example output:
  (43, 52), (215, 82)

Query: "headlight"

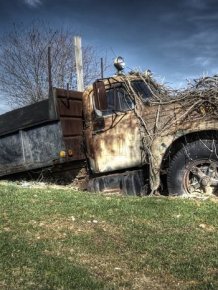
(114, 56), (125, 72)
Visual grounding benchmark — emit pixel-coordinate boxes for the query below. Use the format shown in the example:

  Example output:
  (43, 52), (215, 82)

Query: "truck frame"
(1, 71), (218, 196)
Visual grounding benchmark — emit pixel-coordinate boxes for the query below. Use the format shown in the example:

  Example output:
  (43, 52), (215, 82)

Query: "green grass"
(0, 183), (217, 289)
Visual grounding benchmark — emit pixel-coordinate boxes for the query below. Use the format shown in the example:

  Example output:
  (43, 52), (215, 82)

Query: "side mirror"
(93, 81), (107, 111)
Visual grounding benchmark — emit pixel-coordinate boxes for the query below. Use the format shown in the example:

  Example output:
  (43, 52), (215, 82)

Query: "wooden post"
(74, 36), (84, 91)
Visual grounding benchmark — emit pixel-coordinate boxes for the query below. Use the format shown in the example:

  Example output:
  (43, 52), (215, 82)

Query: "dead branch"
(118, 72), (218, 193)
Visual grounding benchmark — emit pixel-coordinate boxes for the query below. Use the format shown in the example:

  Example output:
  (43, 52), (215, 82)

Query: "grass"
(0, 183), (217, 289)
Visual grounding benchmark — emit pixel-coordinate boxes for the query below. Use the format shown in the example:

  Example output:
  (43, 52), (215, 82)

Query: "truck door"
(91, 81), (142, 173)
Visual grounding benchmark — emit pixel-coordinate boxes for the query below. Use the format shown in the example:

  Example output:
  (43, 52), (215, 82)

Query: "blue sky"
(1, 0), (218, 113)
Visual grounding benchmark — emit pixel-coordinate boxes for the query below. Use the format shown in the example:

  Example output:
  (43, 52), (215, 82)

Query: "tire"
(167, 140), (218, 196)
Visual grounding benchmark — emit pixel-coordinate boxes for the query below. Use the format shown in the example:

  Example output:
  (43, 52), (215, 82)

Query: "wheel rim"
(183, 159), (218, 195)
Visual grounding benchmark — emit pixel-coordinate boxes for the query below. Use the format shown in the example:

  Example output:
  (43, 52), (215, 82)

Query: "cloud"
(183, 0), (209, 10)
(24, 0), (42, 7)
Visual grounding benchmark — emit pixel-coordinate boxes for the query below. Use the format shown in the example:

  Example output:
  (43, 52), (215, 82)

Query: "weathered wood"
(74, 36), (84, 91)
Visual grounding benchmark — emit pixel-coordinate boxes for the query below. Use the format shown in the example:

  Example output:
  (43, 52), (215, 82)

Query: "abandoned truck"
(0, 64), (218, 196)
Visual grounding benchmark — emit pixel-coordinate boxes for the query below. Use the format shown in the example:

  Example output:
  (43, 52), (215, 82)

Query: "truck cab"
(83, 71), (218, 197)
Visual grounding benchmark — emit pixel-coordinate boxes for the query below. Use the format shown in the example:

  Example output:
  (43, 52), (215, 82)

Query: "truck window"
(131, 80), (153, 101)
(102, 86), (134, 116)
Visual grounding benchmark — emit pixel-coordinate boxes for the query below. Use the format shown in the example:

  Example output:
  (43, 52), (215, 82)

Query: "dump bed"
(0, 88), (85, 177)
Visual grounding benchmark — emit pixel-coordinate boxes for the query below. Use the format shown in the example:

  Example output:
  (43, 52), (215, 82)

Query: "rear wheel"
(167, 140), (218, 196)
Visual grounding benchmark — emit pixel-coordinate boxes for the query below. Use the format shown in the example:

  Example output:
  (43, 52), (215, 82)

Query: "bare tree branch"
(0, 21), (107, 108)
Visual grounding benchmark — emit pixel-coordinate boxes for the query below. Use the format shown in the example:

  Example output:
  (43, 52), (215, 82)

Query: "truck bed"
(0, 88), (85, 177)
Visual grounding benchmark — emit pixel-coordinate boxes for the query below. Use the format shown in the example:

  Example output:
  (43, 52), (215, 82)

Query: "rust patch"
(54, 88), (85, 161)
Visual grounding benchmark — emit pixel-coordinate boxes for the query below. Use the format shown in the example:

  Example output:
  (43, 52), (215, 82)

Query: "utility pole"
(74, 36), (84, 91)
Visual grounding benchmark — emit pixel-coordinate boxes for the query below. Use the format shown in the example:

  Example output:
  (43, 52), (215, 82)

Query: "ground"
(0, 181), (217, 289)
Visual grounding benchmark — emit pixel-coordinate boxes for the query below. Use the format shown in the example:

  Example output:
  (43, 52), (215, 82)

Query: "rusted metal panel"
(93, 81), (107, 110)
(83, 82), (142, 173)
(55, 88), (82, 100)
(0, 87), (85, 178)
(63, 136), (85, 160)
(60, 118), (83, 136)
(91, 111), (142, 173)
(0, 122), (65, 177)
(55, 88), (85, 161)
(58, 99), (83, 117)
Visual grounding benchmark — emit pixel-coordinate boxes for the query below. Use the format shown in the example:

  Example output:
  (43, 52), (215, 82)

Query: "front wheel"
(167, 140), (218, 196)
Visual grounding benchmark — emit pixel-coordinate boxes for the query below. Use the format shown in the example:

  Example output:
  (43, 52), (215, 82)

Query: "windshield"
(131, 80), (153, 101)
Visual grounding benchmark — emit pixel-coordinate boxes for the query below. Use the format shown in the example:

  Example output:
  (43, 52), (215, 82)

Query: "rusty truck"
(0, 59), (218, 196)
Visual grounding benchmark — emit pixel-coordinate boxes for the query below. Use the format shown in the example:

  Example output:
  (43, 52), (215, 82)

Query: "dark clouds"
(1, 0), (218, 88)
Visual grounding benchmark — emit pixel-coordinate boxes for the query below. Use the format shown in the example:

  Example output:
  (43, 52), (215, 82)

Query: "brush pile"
(120, 72), (218, 193)
(123, 72), (218, 126)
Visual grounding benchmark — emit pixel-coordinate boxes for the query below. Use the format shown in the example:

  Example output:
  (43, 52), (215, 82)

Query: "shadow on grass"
(0, 232), (108, 290)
